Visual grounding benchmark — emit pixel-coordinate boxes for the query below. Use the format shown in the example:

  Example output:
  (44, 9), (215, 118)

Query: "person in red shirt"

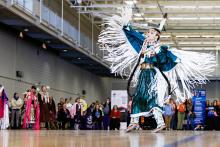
(110, 105), (121, 130)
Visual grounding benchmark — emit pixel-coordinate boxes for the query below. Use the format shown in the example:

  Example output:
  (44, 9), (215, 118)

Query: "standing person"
(38, 85), (50, 129)
(66, 97), (73, 112)
(48, 96), (56, 129)
(0, 85), (9, 129)
(92, 104), (102, 130)
(57, 97), (65, 129)
(177, 101), (186, 130)
(163, 99), (173, 130)
(70, 98), (83, 130)
(103, 98), (111, 130)
(57, 98), (65, 110)
(206, 103), (216, 130)
(213, 100), (220, 130)
(22, 86), (40, 129)
(110, 105), (121, 130)
(186, 99), (195, 130)
(84, 108), (93, 130)
(98, 7), (215, 133)
(11, 92), (23, 129)
(58, 104), (70, 130)
(127, 97), (132, 127)
(170, 98), (177, 130)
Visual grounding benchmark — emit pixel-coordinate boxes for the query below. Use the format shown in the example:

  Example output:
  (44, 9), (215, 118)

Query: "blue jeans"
(187, 114), (195, 130)
(103, 115), (110, 130)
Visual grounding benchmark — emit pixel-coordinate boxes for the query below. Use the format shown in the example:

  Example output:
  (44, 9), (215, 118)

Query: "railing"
(6, 0), (104, 59)
(12, 0), (34, 14)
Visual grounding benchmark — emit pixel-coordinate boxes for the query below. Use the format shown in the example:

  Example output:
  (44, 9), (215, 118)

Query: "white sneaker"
(152, 125), (166, 133)
(126, 124), (139, 133)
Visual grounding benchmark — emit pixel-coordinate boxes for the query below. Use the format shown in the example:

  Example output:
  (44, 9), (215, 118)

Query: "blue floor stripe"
(164, 133), (204, 147)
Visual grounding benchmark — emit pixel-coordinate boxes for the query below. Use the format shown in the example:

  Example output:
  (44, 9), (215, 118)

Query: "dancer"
(98, 7), (216, 132)
(0, 85), (9, 129)
(23, 86), (40, 129)
(38, 85), (50, 129)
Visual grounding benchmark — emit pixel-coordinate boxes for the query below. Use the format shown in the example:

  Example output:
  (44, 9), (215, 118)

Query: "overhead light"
(77, 57), (81, 60)
(19, 32), (23, 38)
(169, 17), (198, 20)
(199, 17), (214, 20)
(63, 49), (68, 52)
(164, 6), (196, 9)
(198, 6), (214, 9)
(125, 0), (137, 5)
(182, 47), (215, 50)
(145, 17), (162, 20)
(199, 17), (220, 20)
(169, 17), (183, 20)
(133, 17), (144, 20)
(24, 28), (29, 32)
(183, 17), (198, 20)
(42, 43), (47, 49)
(181, 6), (196, 9)
(177, 35), (201, 38)
(179, 42), (202, 45)
(202, 35), (214, 38)
(160, 35), (170, 38)
(176, 35), (188, 38)
(188, 35), (201, 38)
(164, 6), (180, 9)
(134, 13), (143, 17)
(146, 6), (157, 8)
(161, 42), (174, 45)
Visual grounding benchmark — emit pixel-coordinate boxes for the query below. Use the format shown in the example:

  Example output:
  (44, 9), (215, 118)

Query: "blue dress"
(123, 26), (178, 115)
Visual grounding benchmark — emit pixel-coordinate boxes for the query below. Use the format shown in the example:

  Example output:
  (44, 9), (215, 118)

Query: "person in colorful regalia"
(98, 7), (216, 132)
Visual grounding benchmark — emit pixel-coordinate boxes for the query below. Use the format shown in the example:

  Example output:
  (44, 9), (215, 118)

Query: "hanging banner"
(192, 89), (206, 125)
(111, 90), (128, 111)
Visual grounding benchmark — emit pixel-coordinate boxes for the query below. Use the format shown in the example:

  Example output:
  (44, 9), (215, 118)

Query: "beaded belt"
(140, 63), (154, 69)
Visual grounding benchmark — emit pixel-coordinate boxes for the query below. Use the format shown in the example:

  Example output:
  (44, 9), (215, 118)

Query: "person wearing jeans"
(163, 99), (174, 130)
(186, 99), (195, 130)
(103, 98), (111, 130)
(11, 92), (23, 129)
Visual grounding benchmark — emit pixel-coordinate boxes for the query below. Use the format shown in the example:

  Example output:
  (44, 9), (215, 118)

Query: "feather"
(98, 6), (140, 80)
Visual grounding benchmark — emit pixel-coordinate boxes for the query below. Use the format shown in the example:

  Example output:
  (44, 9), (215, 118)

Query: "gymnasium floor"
(0, 130), (219, 147)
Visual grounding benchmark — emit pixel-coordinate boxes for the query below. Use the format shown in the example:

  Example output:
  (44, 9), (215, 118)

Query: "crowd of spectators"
(6, 85), (220, 131)
(9, 86), (121, 130)
(159, 98), (220, 131)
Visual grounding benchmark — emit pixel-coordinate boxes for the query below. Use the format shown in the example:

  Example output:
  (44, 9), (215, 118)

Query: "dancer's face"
(145, 29), (160, 42)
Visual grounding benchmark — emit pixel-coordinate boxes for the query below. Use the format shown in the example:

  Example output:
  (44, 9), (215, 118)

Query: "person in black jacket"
(92, 104), (103, 130)
(103, 98), (111, 130)
(48, 96), (56, 129)
(57, 104), (70, 130)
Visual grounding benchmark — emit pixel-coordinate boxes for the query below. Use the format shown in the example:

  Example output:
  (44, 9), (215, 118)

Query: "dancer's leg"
(152, 108), (166, 133)
(126, 116), (139, 132)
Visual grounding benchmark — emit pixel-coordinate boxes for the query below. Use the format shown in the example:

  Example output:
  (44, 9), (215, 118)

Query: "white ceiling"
(70, 0), (220, 51)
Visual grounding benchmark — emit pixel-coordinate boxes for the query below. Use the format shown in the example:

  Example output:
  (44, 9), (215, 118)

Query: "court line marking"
(163, 132), (204, 147)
